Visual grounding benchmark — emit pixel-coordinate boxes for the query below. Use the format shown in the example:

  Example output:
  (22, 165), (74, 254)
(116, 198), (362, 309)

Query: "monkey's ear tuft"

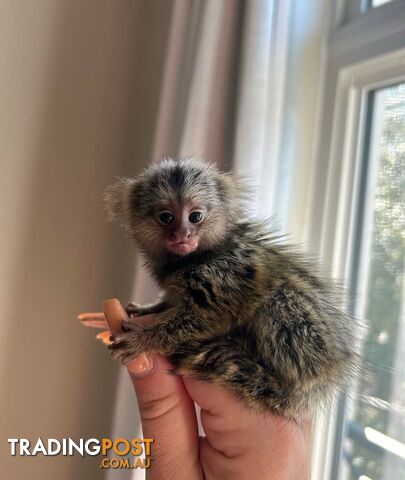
(216, 173), (250, 216)
(103, 177), (136, 226)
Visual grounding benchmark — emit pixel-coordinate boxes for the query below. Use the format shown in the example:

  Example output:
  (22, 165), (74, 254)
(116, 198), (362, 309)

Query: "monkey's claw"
(108, 328), (145, 365)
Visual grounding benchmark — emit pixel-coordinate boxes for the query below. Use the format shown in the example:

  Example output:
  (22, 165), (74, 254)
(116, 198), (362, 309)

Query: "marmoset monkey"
(104, 158), (358, 419)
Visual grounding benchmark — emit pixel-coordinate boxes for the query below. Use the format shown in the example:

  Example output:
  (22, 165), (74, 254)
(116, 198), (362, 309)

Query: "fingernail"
(96, 330), (112, 344)
(127, 353), (155, 379)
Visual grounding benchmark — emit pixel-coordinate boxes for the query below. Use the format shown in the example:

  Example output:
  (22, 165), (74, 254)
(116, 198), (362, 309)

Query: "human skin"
(81, 302), (312, 480)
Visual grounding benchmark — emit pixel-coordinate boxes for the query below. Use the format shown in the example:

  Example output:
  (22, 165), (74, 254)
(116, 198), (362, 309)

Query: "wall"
(0, 1), (172, 479)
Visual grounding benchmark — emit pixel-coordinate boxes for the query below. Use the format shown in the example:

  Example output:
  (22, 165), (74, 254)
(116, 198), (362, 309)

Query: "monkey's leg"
(125, 300), (169, 317)
(109, 319), (304, 416)
(167, 334), (294, 415)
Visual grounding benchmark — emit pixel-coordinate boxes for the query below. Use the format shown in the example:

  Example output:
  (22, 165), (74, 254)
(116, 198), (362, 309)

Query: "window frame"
(308, 1), (405, 479)
(344, 0), (401, 22)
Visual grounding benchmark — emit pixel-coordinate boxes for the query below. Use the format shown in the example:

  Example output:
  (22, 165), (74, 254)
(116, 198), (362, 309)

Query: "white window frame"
(344, 0), (398, 22)
(309, 1), (405, 479)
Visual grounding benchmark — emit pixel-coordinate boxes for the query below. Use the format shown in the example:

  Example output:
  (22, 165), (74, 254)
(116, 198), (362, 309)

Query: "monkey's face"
(154, 203), (205, 255)
(132, 186), (230, 258)
(104, 159), (239, 259)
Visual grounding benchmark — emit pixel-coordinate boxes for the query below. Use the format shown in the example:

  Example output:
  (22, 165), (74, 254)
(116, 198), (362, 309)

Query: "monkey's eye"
(189, 211), (204, 224)
(158, 211), (174, 225)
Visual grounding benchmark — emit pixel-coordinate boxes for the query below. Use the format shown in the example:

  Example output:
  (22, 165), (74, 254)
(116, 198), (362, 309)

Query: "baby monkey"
(104, 158), (358, 419)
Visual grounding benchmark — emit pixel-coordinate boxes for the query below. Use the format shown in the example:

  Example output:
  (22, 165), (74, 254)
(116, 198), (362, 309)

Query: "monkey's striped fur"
(104, 158), (358, 419)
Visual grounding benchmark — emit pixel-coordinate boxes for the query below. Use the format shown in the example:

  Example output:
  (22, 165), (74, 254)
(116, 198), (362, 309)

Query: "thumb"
(102, 299), (202, 480)
(184, 377), (312, 480)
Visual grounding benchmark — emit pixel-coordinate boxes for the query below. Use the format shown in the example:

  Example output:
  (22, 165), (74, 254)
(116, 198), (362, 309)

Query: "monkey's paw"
(125, 302), (143, 317)
(108, 323), (147, 365)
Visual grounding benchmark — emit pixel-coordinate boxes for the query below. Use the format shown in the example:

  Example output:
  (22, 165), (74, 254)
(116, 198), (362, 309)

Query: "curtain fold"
(108, 4), (295, 478)
(152, 0), (244, 167)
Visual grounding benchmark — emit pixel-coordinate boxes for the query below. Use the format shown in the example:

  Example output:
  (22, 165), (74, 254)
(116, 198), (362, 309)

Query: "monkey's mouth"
(166, 240), (198, 255)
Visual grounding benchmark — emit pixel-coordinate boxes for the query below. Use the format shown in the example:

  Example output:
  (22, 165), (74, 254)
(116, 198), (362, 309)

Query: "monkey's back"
(161, 220), (358, 417)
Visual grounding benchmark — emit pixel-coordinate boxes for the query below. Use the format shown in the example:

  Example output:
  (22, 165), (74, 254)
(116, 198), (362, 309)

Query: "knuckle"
(138, 392), (181, 421)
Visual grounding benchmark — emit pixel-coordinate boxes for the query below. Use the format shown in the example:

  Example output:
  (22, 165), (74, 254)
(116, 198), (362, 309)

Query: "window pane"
(370, 0), (396, 7)
(340, 83), (405, 479)
(346, 0), (398, 23)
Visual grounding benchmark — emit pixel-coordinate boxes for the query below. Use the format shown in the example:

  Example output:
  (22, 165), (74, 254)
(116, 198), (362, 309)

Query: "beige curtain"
(108, 4), (245, 478)
(108, 2), (328, 479)
(0, 1), (325, 479)
(0, 2), (174, 480)
(151, 0), (244, 167)
(108, 3), (295, 480)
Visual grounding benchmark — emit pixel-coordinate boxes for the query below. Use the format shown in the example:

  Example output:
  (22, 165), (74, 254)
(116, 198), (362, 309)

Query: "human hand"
(79, 302), (312, 480)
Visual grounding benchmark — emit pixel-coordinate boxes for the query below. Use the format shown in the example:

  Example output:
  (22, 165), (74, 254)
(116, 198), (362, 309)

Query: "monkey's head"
(104, 158), (241, 259)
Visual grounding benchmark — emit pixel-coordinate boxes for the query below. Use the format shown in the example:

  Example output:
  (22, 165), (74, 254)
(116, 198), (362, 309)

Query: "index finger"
(78, 312), (108, 329)
(102, 299), (203, 480)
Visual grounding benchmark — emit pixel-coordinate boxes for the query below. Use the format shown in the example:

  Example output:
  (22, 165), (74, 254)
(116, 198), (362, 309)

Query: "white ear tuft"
(103, 177), (134, 224)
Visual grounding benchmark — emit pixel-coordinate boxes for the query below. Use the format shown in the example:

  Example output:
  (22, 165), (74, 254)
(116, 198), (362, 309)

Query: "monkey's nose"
(171, 230), (191, 241)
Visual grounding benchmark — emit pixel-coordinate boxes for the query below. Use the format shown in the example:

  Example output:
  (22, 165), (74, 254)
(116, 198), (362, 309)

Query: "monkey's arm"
(109, 305), (216, 365)
(125, 299), (170, 317)
(125, 291), (173, 316)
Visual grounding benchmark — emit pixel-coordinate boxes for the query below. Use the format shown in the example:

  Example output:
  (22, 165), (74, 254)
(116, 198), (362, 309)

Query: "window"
(371, 0), (396, 8)
(309, 1), (405, 479)
(344, 0), (403, 22)
(339, 82), (405, 480)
